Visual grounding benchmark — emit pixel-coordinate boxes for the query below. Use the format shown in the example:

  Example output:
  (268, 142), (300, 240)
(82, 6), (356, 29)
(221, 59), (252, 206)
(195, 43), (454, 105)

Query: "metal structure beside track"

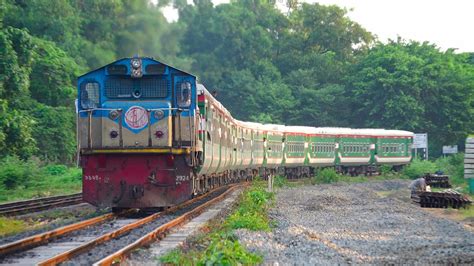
(0, 193), (83, 216)
(412, 190), (472, 209)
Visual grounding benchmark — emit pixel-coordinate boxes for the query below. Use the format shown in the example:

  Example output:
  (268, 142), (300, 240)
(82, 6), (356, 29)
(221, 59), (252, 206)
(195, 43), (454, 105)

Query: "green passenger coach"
(195, 84), (413, 190)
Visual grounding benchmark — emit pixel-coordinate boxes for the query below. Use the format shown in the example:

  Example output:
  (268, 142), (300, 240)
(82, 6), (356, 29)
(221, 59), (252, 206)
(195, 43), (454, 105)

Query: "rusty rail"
(37, 185), (237, 265)
(0, 212), (116, 257)
(0, 193), (83, 216)
(93, 184), (241, 266)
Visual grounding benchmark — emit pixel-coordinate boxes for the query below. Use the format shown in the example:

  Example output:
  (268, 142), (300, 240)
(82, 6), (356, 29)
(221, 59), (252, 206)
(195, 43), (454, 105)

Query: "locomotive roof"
(78, 57), (195, 78)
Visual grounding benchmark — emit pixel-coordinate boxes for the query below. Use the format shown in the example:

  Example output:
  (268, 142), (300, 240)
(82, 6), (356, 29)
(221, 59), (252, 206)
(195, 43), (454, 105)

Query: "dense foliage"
(1, 0), (473, 163)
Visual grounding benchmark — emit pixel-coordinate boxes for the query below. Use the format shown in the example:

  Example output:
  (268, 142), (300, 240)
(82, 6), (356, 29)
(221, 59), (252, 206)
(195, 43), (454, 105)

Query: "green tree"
(0, 27), (37, 159)
(347, 40), (474, 155)
(31, 104), (76, 162)
(29, 38), (82, 107)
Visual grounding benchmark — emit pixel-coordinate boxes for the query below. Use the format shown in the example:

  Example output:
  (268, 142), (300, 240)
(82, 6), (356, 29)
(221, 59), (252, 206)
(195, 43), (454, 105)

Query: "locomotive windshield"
(80, 82), (99, 109)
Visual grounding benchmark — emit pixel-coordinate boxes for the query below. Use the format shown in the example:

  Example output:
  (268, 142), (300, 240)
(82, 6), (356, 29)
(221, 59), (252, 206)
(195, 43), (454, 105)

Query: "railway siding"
(0, 193), (83, 216)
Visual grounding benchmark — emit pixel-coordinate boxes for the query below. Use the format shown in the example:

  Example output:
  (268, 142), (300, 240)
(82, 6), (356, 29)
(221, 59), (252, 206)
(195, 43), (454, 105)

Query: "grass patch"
(159, 183), (272, 265)
(0, 217), (27, 237)
(375, 191), (392, 198)
(459, 205), (474, 220)
(310, 168), (407, 185)
(273, 175), (287, 188)
(0, 156), (81, 203)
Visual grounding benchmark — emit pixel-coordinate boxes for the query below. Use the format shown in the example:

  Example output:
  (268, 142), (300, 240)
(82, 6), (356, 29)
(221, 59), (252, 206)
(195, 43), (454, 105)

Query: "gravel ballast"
(236, 180), (474, 264)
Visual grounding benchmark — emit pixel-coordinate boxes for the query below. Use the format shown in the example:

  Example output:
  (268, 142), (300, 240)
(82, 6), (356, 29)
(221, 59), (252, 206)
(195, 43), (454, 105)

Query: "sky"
(161, 0), (474, 52)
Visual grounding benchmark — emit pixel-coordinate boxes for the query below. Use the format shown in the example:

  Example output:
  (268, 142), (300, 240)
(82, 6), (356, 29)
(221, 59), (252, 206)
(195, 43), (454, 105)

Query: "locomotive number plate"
(84, 175), (101, 181)
(176, 175), (190, 185)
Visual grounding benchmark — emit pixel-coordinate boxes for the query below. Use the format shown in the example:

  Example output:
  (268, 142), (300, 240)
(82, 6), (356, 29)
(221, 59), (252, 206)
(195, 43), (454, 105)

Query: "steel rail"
(0, 212), (116, 257)
(0, 193), (83, 216)
(37, 184), (239, 265)
(94, 184), (241, 266)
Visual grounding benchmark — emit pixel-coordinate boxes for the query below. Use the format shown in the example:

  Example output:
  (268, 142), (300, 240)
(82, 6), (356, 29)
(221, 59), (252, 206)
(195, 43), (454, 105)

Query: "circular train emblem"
(125, 106), (148, 129)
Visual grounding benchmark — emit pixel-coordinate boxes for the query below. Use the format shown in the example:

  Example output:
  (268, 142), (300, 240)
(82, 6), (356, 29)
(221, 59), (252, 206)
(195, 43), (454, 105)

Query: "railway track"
(0, 184), (241, 265)
(0, 193), (83, 216)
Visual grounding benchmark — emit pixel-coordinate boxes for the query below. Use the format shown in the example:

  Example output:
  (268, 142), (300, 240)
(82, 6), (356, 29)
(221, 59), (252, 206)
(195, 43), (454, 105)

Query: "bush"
(0, 156), (39, 189)
(273, 175), (287, 188)
(434, 153), (464, 179)
(226, 186), (273, 231)
(43, 164), (68, 176)
(402, 158), (437, 179)
(312, 168), (341, 184)
(160, 232), (262, 265)
(434, 153), (468, 192)
(379, 165), (393, 175)
(200, 232), (262, 265)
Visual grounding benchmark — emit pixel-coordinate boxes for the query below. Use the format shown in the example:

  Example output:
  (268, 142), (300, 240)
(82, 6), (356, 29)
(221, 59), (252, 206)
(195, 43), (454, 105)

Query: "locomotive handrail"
(146, 107), (190, 111)
(78, 108), (123, 113)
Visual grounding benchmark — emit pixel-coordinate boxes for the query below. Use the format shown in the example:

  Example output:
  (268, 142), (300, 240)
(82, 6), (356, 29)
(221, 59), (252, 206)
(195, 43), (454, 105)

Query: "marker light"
(110, 130), (119, 139)
(155, 131), (164, 138)
(153, 110), (164, 119)
(109, 110), (119, 120)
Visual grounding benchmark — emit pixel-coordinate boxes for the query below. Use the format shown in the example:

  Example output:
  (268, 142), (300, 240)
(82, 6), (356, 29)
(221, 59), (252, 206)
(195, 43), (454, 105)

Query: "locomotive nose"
(97, 103), (172, 149)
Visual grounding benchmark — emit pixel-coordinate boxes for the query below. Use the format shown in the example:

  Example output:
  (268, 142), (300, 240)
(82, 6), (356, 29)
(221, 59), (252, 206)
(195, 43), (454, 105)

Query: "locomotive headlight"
(153, 110), (165, 119)
(130, 58), (142, 78)
(177, 82), (192, 108)
(131, 68), (142, 78)
(131, 58), (141, 69)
